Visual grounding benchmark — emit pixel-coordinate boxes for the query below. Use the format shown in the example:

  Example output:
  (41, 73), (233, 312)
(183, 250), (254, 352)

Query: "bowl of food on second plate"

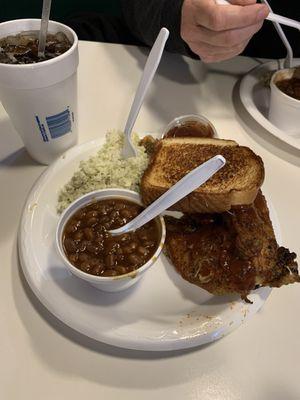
(269, 66), (300, 136)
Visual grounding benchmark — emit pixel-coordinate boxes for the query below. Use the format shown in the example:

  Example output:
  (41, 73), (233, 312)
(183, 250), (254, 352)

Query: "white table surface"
(0, 41), (299, 400)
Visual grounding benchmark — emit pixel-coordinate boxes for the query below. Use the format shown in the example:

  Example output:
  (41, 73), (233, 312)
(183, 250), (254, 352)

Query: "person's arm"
(121, 0), (269, 62)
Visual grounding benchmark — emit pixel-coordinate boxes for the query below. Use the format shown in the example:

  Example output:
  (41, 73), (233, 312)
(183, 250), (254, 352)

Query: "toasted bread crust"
(141, 138), (264, 213)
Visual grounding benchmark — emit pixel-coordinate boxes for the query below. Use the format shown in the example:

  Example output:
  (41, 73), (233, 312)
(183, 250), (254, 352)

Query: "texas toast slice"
(141, 137), (264, 213)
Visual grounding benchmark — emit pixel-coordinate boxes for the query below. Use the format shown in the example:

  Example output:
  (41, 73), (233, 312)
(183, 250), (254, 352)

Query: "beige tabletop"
(0, 41), (299, 400)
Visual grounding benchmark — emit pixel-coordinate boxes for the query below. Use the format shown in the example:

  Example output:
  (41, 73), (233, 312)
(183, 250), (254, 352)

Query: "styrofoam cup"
(0, 19), (79, 164)
(269, 68), (300, 136)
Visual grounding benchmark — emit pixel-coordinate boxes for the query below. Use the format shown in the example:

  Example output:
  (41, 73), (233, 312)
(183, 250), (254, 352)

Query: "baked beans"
(63, 198), (160, 277)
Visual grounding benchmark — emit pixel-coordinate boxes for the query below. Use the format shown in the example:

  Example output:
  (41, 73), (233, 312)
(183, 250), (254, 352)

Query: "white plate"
(18, 137), (276, 351)
(239, 60), (300, 150)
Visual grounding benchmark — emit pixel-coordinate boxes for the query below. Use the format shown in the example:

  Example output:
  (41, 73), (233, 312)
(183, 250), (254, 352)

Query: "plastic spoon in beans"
(109, 155), (226, 235)
(121, 27), (169, 159)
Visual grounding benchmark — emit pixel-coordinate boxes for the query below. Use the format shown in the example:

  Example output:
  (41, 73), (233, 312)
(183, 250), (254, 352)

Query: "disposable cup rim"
(0, 19), (78, 70)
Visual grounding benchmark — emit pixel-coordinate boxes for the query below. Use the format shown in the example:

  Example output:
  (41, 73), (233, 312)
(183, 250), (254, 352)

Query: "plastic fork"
(121, 27), (169, 159)
(260, 0), (293, 69)
(217, 0), (300, 32)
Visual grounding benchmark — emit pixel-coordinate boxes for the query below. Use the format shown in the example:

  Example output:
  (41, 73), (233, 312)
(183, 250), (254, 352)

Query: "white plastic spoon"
(110, 155), (226, 235)
(121, 27), (169, 159)
(217, 0), (300, 31)
(38, 0), (52, 57)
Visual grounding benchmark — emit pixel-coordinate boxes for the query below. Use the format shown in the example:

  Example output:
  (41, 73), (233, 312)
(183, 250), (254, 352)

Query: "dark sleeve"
(121, 0), (197, 58)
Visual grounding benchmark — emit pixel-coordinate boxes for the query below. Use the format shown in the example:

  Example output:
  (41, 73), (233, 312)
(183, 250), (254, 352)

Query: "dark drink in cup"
(0, 31), (72, 64)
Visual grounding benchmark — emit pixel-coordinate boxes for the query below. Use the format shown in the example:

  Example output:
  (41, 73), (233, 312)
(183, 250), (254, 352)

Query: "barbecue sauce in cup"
(163, 115), (216, 139)
(164, 121), (215, 138)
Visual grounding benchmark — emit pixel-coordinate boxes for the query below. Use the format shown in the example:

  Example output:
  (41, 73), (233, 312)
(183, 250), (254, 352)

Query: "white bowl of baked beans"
(56, 188), (166, 292)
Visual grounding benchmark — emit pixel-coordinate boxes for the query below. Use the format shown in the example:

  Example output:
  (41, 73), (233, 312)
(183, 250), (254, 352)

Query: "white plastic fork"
(109, 155), (226, 235)
(121, 27), (169, 159)
(261, 0), (293, 69)
(217, 0), (300, 32)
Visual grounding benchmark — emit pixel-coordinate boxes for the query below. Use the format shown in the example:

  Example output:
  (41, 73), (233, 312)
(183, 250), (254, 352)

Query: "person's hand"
(181, 0), (269, 63)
